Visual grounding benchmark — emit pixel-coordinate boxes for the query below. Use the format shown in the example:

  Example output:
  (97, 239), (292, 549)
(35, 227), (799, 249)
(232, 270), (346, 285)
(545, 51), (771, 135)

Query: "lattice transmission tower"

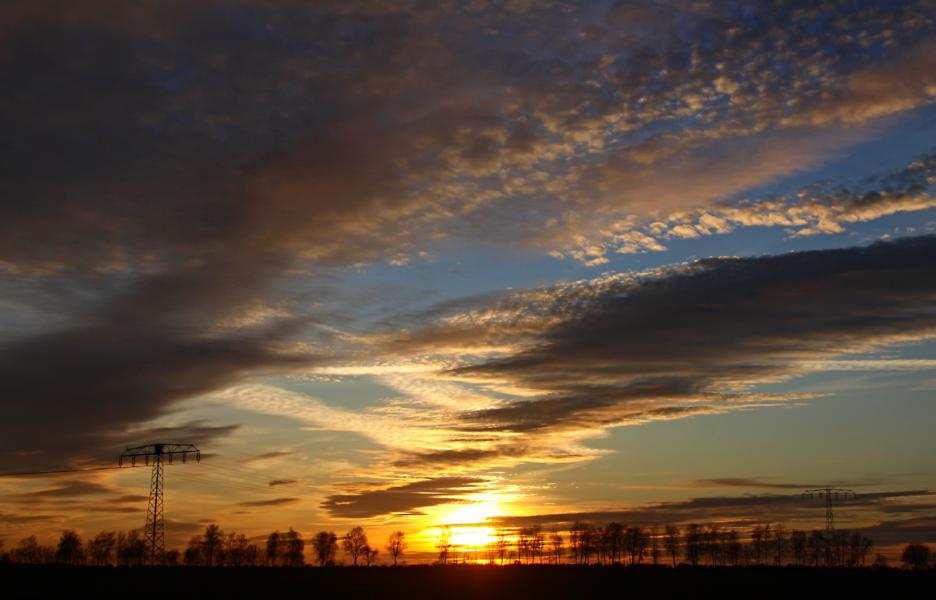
(802, 487), (856, 535)
(119, 443), (200, 565)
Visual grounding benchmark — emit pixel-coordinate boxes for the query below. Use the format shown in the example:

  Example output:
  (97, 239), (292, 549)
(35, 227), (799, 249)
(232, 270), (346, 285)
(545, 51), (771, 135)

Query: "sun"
(442, 501), (499, 526)
(450, 525), (495, 548)
(431, 499), (504, 549)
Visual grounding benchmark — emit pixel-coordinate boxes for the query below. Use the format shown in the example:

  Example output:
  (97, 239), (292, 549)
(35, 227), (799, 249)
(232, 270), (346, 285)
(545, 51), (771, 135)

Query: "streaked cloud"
(322, 477), (486, 519)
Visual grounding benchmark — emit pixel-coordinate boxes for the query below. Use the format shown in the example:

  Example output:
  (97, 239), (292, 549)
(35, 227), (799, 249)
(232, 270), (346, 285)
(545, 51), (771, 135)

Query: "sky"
(1, 0), (935, 561)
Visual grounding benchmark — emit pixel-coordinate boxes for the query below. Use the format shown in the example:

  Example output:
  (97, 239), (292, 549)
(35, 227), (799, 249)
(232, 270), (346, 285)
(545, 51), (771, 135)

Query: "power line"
(0, 465), (126, 478)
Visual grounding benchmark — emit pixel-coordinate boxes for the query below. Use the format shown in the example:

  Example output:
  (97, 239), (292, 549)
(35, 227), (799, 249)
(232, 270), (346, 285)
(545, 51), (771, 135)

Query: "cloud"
(237, 451), (299, 466)
(341, 236), (936, 473)
(237, 497), (301, 508)
(268, 479), (298, 488)
(446, 236), (936, 436)
(783, 38), (936, 127)
(2, 479), (113, 501)
(492, 490), (935, 529)
(696, 479), (826, 490)
(322, 477), (485, 519)
(622, 153), (936, 250)
(2, 1), (935, 473)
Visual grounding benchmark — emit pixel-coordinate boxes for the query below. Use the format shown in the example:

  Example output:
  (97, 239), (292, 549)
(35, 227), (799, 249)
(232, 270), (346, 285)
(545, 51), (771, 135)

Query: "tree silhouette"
(386, 531), (406, 566)
(55, 530), (84, 565)
(116, 530), (145, 566)
(604, 522), (624, 564)
(200, 524), (224, 567)
(807, 530), (824, 566)
(650, 527), (661, 565)
(280, 528), (304, 567)
(664, 525), (680, 567)
(435, 525), (453, 565)
(12, 536), (51, 564)
(266, 531), (281, 566)
(184, 536), (203, 566)
(312, 531), (338, 567)
(363, 545), (380, 566)
(570, 521), (595, 565)
(165, 549), (181, 566)
(343, 527), (369, 566)
(901, 544), (930, 571)
(684, 524), (702, 566)
(549, 529), (563, 564)
(88, 531), (117, 566)
(495, 529), (510, 565)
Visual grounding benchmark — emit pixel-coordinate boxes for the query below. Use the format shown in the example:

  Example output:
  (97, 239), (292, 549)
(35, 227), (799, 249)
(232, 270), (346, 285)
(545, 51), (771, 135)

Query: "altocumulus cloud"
(1, 1), (935, 471)
(360, 237), (936, 471)
(449, 236), (936, 434)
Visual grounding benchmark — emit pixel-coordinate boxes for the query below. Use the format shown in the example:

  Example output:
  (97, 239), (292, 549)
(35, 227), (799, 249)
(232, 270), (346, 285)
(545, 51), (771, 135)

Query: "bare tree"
(386, 531), (406, 566)
(516, 527), (531, 563)
(683, 524), (701, 566)
(117, 530), (145, 566)
(12, 536), (51, 564)
(202, 524), (224, 567)
(54, 530), (84, 565)
(773, 524), (787, 566)
(165, 549), (181, 566)
(806, 530), (824, 566)
(435, 526), (452, 565)
(723, 529), (741, 566)
(791, 529), (808, 565)
(664, 525), (680, 567)
(343, 526), (369, 566)
(625, 526), (647, 565)
(266, 531), (281, 566)
(570, 521), (595, 565)
(605, 523), (625, 564)
(549, 529), (563, 564)
(650, 527), (661, 565)
(363, 545), (380, 566)
(224, 533), (250, 567)
(88, 531), (117, 566)
(901, 544), (930, 571)
(529, 525), (544, 564)
(312, 531), (338, 566)
(282, 528), (305, 566)
(184, 536), (203, 566)
(495, 529), (510, 565)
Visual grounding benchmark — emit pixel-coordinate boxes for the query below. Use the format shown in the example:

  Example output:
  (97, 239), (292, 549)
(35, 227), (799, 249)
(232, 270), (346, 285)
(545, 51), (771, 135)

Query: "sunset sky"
(1, 0), (935, 561)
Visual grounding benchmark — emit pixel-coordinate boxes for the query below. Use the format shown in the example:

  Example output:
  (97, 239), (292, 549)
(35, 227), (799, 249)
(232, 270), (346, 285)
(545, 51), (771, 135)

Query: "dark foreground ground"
(4, 565), (933, 599)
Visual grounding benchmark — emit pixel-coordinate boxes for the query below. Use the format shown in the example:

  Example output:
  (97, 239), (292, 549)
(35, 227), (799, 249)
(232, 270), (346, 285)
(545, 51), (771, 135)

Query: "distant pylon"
(802, 487), (856, 535)
(119, 443), (200, 565)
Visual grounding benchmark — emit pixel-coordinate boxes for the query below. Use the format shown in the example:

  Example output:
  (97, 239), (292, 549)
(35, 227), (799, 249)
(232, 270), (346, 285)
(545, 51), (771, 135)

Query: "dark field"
(4, 565), (933, 599)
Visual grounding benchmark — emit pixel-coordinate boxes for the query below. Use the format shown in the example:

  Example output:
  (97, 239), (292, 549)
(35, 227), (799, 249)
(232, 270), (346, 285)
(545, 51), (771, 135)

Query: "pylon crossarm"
(118, 443), (200, 467)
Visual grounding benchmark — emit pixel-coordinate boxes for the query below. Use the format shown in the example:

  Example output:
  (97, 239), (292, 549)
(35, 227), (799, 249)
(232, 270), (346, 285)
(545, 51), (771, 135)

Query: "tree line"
(1, 522), (932, 570)
(436, 522), (911, 569)
(0, 525), (406, 568)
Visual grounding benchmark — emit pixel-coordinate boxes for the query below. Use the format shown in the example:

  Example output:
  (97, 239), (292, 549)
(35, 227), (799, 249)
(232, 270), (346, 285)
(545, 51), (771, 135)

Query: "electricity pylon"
(802, 488), (856, 535)
(119, 443), (200, 565)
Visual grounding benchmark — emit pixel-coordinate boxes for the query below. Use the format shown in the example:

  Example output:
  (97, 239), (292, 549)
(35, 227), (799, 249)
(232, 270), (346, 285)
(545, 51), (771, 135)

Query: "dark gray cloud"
(697, 479), (826, 490)
(237, 497), (300, 508)
(492, 490), (935, 529)
(238, 451), (300, 465)
(448, 236), (936, 434)
(268, 479), (297, 488)
(1, 1), (934, 472)
(2, 479), (113, 501)
(322, 477), (484, 518)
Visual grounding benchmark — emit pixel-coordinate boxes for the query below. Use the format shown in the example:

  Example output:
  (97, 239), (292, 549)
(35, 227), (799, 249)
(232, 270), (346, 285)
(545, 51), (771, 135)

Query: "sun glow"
(450, 525), (495, 548)
(429, 499), (504, 549)
(442, 500), (500, 526)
